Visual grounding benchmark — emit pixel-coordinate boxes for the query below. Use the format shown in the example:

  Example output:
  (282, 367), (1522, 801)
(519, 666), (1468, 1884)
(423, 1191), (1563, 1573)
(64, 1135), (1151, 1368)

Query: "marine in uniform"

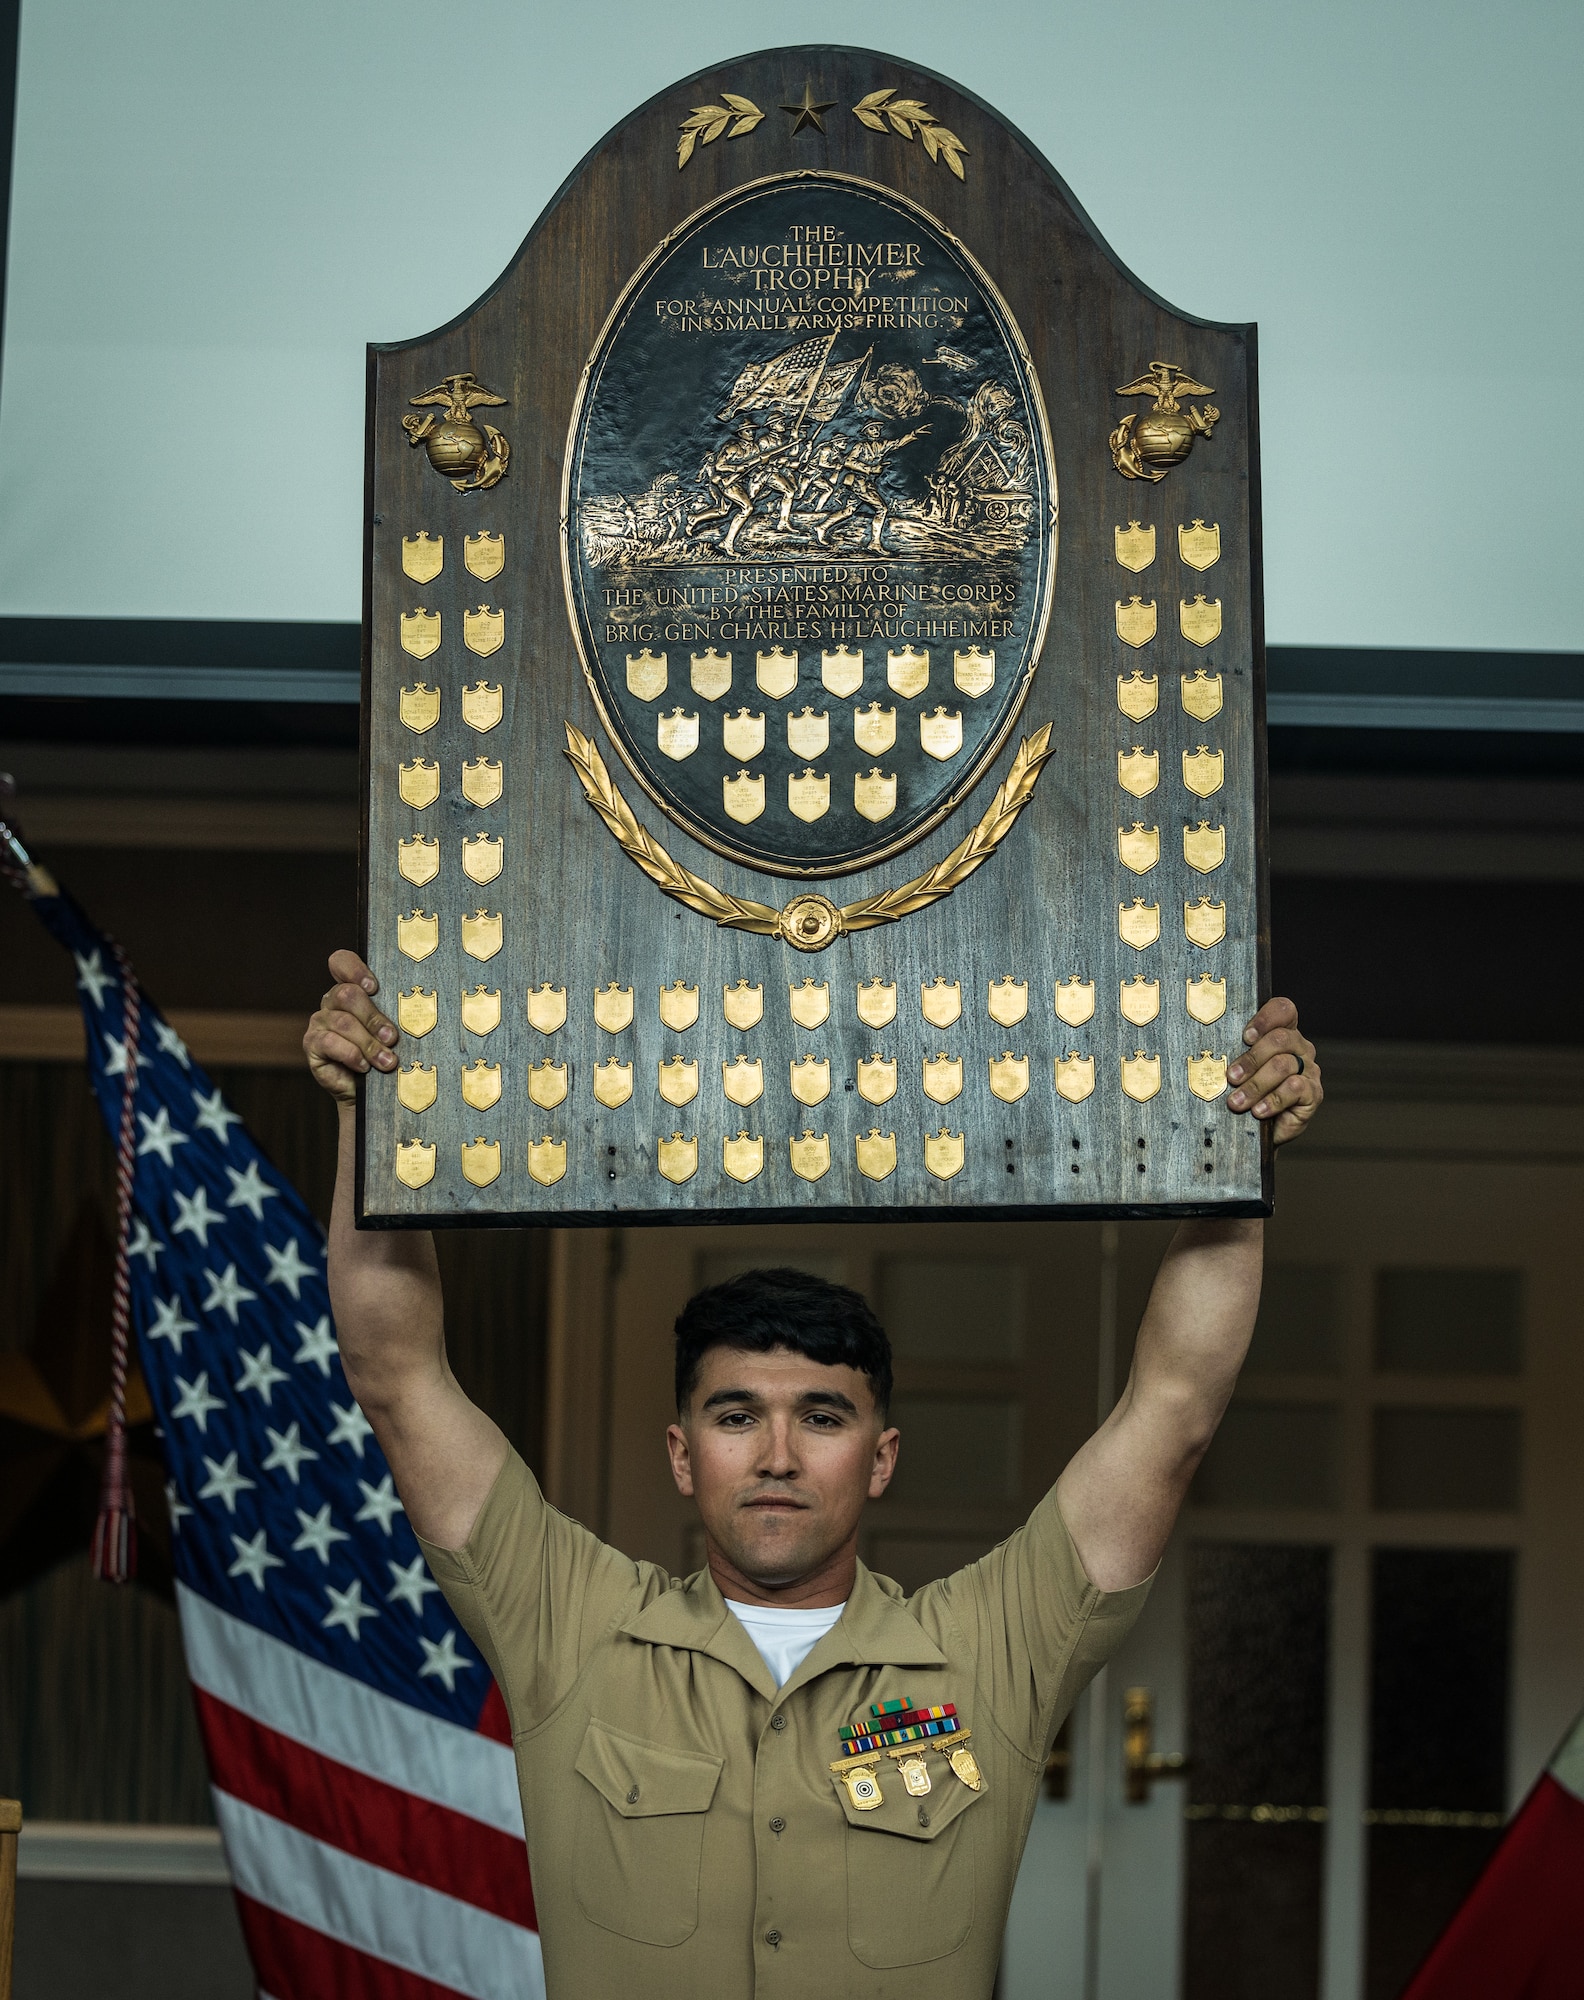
(305, 953), (1322, 1998)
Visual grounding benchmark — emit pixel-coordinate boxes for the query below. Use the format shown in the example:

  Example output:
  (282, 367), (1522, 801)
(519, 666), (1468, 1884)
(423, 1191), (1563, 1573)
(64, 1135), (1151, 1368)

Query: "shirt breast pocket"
(835, 1764), (986, 1968)
(574, 1719), (724, 1947)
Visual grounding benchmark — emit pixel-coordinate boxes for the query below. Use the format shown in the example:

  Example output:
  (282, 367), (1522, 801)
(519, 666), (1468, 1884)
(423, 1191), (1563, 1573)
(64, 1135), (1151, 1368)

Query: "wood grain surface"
(357, 45), (1271, 1227)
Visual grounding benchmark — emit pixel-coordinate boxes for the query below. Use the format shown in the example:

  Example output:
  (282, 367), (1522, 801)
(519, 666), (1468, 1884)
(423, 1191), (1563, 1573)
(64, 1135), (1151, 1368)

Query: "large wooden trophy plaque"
(357, 46), (1270, 1227)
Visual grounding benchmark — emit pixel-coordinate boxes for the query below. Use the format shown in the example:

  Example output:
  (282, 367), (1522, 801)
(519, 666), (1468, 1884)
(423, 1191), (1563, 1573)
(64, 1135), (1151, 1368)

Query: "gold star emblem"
(782, 82), (836, 134)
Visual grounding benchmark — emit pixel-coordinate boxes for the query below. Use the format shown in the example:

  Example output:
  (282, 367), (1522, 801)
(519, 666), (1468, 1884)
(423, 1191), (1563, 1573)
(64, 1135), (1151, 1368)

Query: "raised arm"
(305, 949), (507, 1548)
(1055, 998), (1322, 1589)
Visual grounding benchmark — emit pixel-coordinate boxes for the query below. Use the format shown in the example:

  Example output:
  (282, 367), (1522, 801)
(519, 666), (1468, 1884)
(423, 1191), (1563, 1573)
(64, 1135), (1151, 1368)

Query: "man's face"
(667, 1345), (899, 1593)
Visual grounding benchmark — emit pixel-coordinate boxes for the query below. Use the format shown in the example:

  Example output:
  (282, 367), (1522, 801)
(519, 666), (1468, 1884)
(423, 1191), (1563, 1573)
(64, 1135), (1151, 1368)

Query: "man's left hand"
(1226, 996), (1321, 1148)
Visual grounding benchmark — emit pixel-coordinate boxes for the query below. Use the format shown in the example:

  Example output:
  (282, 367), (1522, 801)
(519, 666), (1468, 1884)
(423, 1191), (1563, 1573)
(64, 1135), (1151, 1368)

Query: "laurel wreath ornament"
(676, 94), (765, 168)
(564, 721), (1053, 951)
(852, 90), (969, 179)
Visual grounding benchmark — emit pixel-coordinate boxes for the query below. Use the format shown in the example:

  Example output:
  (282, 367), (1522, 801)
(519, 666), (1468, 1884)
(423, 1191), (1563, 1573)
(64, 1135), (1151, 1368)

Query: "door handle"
(1123, 1685), (1189, 1804)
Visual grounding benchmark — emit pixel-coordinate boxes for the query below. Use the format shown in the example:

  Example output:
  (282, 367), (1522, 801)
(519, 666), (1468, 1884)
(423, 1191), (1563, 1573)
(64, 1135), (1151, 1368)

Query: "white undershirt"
(725, 1598), (847, 1688)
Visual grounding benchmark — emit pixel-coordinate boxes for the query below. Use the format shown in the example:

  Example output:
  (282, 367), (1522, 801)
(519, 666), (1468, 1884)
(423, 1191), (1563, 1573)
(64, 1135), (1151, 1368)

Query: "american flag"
(11, 861), (541, 1999)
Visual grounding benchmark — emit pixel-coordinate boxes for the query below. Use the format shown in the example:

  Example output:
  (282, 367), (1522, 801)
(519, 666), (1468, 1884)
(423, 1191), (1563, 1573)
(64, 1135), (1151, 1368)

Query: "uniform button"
(770, 1713), (788, 1731)
(765, 1930), (782, 1947)
(918, 1806), (931, 1827)
(626, 1785), (640, 1804)
(769, 1816), (786, 1834)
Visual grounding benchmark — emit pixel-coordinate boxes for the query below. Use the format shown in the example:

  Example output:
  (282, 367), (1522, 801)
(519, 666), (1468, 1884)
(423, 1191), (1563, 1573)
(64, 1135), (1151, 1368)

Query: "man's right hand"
(304, 950), (400, 1103)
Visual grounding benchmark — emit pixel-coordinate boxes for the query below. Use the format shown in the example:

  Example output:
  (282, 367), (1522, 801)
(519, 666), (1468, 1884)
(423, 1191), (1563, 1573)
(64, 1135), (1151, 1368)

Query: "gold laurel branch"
(852, 89), (968, 179)
(677, 93), (765, 168)
(563, 721), (1053, 948)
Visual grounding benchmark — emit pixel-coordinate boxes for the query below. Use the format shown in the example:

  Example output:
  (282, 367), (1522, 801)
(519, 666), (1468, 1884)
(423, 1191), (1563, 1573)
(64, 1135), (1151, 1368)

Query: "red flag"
(1402, 1710), (1584, 1997)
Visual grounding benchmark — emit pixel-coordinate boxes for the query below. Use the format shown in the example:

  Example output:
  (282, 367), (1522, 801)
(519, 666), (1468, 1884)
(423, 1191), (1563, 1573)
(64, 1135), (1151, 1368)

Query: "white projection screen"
(0, 0), (1579, 651)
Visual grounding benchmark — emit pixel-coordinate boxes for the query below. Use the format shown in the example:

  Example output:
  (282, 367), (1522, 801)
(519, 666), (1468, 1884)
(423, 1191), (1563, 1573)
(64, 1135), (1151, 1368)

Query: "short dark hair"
(674, 1267), (893, 1416)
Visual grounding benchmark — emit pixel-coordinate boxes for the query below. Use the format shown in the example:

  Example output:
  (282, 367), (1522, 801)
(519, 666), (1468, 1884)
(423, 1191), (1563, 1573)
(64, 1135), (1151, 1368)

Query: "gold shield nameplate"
(887, 646), (929, 698)
(788, 768), (830, 822)
(461, 1060), (501, 1111)
(922, 979), (962, 1028)
(658, 708), (699, 761)
(462, 681), (503, 732)
(1179, 519), (1221, 570)
(1114, 520), (1155, 572)
(692, 649), (732, 700)
(857, 1054), (897, 1104)
(659, 981), (699, 1031)
(463, 606), (504, 657)
(724, 980), (763, 1029)
(1055, 979), (1096, 1027)
(1118, 823), (1160, 874)
(395, 1139), (435, 1188)
(528, 984), (567, 1035)
(1188, 1052), (1228, 1101)
(822, 646), (864, 697)
(658, 1057), (699, 1107)
(400, 682), (440, 733)
(1116, 597), (1157, 648)
(954, 647), (995, 698)
(1183, 746), (1225, 798)
(722, 1056), (764, 1106)
(1055, 1053), (1095, 1103)
(594, 984), (634, 1033)
(462, 834), (503, 884)
(922, 1052), (963, 1104)
(1181, 670), (1223, 721)
(722, 708), (765, 760)
(1122, 1052), (1162, 1103)
(924, 1129), (965, 1180)
(723, 770), (765, 823)
(1118, 747), (1160, 798)
(1184, 821), (1226, 873)
(528, 1136), (566, 1186)
(787, 707), (829, 759)
(1180, 595), (1222, 647)
(399, 836), (439, 886)
(990, 1052), (1029, 1102)
(593, 1061), (633, 1107)
(790, 979), (830, 1029)
(400, 609), (441, 660)
(399, 758), (440, 808)
(756, 647), (798, 699)
(1119, 899), (1161, 950)
(854, 768), (897, 822)
(398, 910), (439, 961)
(790, 1056), (831, 1106)
(461, 757), (502, 806)
(461, 1137), (501, 1187)
(627, 649), (668, 701)
(1186, 976), (1227, 1024)
(920, 708), (963, 761)
(988, 978), (1028, 1027)
(853, 702), (897, 754)
(1121, 976), (1161, 1026)
(723, 1132), (764, 1182)
(528, 1059), (567, 1109)
(857, 979), (897, 1029)
(1117, 671), (1158, 721)
(790, 1131), (831, 1182)
(397, 988), (437, 1037)
(1185, 898), (1228, 948)
(396, 1064), (437, 1113)
(461, 910), (502, 961)
(464, 531), (505, 580)
(402, 532), (444, 583)
(856, 1130), (896, 1182)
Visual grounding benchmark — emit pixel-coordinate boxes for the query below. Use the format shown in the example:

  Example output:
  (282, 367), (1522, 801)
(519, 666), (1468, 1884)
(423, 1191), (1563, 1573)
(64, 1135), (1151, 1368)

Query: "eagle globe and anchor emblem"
(559, 173), (1059, 950)
(401, 372), (511, 492)
(1109, 361), (1219, 483)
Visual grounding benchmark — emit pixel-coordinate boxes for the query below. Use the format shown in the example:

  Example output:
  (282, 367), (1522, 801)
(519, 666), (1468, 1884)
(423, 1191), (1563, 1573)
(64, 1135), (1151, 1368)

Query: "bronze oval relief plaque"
(563, 173), (1056, 877)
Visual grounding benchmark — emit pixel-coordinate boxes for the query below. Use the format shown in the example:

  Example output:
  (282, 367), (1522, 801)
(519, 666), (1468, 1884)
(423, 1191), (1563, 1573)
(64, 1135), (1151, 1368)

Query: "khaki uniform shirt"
(421, 1450), (1149, 2000)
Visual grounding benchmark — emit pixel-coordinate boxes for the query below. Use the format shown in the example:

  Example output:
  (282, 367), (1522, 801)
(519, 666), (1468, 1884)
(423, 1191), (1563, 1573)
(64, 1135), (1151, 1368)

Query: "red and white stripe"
(177, 1585), (542, 1999)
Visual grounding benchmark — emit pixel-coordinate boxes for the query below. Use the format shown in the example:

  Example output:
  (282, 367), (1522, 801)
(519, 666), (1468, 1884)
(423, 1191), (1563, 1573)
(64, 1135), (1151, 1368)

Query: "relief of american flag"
(20, 873), (542, 1999)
